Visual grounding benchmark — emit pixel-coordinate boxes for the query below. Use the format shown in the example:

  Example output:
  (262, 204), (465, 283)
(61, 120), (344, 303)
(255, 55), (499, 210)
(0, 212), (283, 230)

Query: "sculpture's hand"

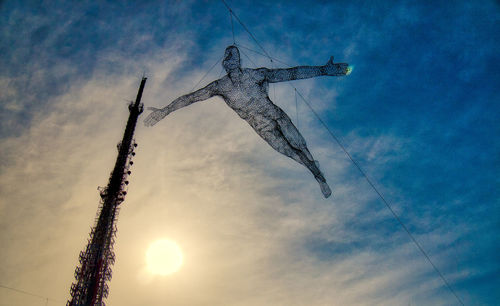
(324, 56), (350, 76)
(144, 107), (169, 127)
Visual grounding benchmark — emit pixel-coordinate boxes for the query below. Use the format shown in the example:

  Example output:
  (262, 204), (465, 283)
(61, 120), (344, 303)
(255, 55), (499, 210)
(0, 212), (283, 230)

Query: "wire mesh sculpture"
(145, 46), (349, 197)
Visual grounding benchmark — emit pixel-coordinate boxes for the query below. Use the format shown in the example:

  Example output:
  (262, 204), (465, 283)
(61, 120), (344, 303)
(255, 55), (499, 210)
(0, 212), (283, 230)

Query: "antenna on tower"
(68, 77), (147, 306)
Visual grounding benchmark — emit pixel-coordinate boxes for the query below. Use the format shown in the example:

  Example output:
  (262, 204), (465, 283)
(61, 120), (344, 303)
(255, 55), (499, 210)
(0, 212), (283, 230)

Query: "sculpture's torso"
(217, 68), (280, 121)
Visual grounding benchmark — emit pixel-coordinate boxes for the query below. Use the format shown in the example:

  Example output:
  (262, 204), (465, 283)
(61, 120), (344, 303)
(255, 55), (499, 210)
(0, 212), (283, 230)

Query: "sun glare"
(146, 239), (183, 275)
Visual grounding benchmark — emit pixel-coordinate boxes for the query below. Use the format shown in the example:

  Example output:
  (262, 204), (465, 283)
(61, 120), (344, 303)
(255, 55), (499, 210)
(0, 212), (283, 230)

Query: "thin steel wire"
(190, 55), (224, 92)
(230, 8), (236, 44)
(238, 47), (258, 68)
(221, 0), (272, 60)
(0, 284), (63, 303)
(294, 89), (465, 306)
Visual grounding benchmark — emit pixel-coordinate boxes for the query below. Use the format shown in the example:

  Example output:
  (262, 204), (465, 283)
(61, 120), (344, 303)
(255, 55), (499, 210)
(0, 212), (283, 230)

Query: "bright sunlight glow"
(146, 239), (183, 275)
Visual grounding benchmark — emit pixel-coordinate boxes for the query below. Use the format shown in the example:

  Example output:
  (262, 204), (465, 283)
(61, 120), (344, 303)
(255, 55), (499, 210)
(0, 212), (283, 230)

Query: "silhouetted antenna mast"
(68, 77), (147, 306)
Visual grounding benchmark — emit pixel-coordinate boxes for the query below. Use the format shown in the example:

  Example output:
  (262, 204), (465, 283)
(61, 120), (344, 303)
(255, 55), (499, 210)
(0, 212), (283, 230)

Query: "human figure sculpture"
(145, 46), (350, 198)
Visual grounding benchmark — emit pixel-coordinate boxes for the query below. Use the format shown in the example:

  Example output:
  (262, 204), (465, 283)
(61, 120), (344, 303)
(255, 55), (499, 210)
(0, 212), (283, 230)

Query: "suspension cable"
(294, 89), (465, 306)
(229, 7), (236, 44)
(221, 0), (272, 60)
(239, 48), (258, 68)
(0, 284), (63, 304)
(236, 43), (293, 67)
(189, 55), (224, 92)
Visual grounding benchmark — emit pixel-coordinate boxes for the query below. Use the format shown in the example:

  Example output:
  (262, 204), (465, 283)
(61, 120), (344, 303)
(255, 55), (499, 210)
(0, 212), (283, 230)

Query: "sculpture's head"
(223, 45), (241, 72)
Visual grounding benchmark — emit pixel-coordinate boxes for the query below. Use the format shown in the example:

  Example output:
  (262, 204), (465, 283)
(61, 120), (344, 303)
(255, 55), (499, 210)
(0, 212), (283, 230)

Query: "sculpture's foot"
(315, 176), (332, 198)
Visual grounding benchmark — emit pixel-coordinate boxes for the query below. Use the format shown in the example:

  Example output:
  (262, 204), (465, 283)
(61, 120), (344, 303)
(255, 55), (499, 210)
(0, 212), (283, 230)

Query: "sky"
(0, 0), (498, 305)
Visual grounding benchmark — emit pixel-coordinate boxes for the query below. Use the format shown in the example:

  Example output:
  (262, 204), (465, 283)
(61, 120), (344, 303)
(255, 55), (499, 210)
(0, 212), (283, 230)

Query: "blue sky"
(0, 1), (498, 305)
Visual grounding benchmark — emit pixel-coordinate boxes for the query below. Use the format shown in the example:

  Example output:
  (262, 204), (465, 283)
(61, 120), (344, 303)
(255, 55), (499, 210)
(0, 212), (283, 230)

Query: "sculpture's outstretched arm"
(144, 81), (219, 127)
(264, 57), (349, 83)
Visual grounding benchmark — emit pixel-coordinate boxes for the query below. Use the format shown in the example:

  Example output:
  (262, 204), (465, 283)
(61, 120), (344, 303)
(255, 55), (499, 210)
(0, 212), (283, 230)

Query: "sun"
(146, 239), (183, 275)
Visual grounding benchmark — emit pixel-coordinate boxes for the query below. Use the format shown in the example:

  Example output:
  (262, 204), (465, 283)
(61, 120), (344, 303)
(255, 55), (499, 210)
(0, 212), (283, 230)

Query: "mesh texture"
(145, 46), (349, 197)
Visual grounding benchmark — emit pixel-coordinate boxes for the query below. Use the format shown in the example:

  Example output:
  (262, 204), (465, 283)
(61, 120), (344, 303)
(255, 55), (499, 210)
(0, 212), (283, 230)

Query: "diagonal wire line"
(190, 55), (224, 92)
(229, 8), (236, 44)
(236, 43), (293, 67)
(221, 0), (272, 60)
(218, 64), (226, 78)
(219, 1), (465, 305)
(0, 284), (63, 303)
(294, 88), (465, 306)
(239, 48), (258, 68)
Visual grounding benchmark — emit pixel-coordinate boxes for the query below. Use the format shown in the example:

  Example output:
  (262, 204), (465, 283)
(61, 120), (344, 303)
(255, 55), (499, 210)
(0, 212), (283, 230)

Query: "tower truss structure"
(68, 77), (147, 306)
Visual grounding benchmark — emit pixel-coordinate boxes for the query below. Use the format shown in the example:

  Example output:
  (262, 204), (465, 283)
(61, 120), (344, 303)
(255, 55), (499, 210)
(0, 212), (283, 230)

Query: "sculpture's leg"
(275, 115), (314, 161)
(257, 119), (331, 198)
(294, 148), (332, 198)
(276, 116), (332, 198)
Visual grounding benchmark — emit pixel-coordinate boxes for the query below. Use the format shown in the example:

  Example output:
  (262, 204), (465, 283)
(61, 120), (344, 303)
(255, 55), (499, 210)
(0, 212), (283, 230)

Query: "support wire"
(189, 55), (224, 92)
(0, 284), (63, 304)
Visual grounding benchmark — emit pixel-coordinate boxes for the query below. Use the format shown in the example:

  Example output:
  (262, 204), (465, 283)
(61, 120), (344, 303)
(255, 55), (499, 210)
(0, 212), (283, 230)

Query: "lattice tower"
(67, 78), (147, 306)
